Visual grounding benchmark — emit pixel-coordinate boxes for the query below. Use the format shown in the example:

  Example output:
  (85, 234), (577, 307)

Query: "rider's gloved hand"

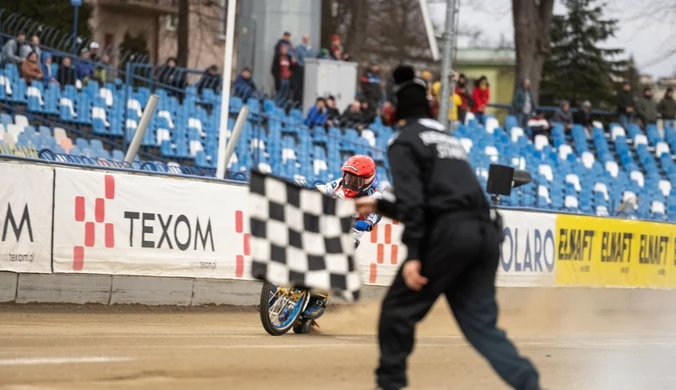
(354, 220), (373, 231)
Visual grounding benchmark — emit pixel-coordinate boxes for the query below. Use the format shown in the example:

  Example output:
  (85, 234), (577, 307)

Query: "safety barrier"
(1, 159), (675, 290)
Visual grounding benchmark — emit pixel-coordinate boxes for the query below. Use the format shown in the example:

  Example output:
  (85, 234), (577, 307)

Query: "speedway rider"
(294, 154), (383, 333)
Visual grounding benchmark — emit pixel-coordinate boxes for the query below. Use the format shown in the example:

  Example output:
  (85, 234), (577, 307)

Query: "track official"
(355, 65), (541, 390)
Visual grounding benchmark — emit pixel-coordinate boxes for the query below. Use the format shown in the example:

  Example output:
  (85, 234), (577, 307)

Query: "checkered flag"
(248, 170), (361, 302)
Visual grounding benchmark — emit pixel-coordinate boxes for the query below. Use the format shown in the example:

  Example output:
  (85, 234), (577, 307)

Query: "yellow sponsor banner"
(555, 215), (675, 288)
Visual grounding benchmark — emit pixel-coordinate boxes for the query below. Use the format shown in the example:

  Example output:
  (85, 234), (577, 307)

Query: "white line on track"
(0, 356), (132, 366)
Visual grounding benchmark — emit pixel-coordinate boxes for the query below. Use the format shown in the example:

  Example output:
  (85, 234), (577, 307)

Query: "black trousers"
(376, 215), (540, 390)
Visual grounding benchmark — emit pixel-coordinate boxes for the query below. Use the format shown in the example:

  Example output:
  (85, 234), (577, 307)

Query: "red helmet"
(341, 155), (376, 198)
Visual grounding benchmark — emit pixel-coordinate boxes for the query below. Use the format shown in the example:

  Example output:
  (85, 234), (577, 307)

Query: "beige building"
(88, 0), (231, 74)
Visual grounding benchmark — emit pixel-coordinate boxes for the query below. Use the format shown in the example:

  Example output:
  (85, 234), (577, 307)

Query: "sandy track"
(1, 300), (675, 390)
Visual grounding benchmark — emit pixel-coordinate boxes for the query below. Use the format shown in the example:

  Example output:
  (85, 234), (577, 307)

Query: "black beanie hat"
(392, 64), (431, 121)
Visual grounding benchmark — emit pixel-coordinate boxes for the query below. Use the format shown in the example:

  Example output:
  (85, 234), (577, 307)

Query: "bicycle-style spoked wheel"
(259, 281), (310, 336)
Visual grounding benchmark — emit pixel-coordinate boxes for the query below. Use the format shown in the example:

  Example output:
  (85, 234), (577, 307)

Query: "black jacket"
(376, 117), (489, 260)
(57, 65), (76, 86)
(573, 110), (592, 128)
(616, 90), (634, 114)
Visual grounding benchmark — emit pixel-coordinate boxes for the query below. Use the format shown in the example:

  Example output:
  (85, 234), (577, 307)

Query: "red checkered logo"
(368, 221), (399, 283)
(73, 175), (115, 271)
(234, 210), (250, 278)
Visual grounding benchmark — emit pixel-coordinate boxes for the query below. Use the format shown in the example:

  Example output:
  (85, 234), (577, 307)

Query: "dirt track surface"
(1, 301), (676, 390)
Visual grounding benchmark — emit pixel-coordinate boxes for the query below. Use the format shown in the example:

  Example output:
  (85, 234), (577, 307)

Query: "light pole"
(70, 0), (81, 55)
(437, 0), (457, 129)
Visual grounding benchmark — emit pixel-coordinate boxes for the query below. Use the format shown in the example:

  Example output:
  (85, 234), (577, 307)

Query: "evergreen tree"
(620, 55), (641, 93)
(540, 0), (626, 110)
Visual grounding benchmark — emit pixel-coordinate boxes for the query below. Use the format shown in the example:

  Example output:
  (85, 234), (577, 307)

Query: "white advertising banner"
(52, 168), (250, 278)
(348, 209), (556, 288)
(497, 209), (557, 287)
(0, 163), (53, 273)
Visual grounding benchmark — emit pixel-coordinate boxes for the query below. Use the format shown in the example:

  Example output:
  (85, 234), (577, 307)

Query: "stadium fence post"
(216, 0), (239, 180)
(124, 94), (159, 164)
(222, 106), (250, 177)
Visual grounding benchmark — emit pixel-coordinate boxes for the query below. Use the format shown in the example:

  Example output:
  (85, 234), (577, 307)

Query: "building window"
(165, 14), (178, 32)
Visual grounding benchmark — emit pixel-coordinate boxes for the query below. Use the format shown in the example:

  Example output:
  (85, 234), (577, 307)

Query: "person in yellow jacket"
(431, 77), (462, 128)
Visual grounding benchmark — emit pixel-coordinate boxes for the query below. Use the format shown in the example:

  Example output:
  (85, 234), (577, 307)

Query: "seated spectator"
(329, 35), (343, 60)
(304, 97), (328, 128)
(57, 56), (77, 87)
(658, 88), (675, 129)
(360, 99), (376, 125)
(88, 41), (100, 63)
(94, 54), (115, 84)
(233, 67), (260, 101)
(326, 95), (340, 127)
(341, 101), (365, 130)
(636, 87), (658, 128)
(19, 35), (37, 59)
(551, 100), (573, 131)
(157, 57), (186, 93)
(21, 51), (43, 84)
(197, 65), (222, 96)
(2, 30), (25, 66)
(528, 111), (550, 140)
(75, 49), (95, 82)
(573, 100), (593, 130)
(40, 52), (58, 85)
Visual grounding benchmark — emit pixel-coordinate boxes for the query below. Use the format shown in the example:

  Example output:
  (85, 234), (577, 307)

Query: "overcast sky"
(429, 0), (676, 79)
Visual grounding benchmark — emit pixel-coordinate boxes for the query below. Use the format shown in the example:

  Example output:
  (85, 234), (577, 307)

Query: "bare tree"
(622, 0), (676, 67)
(512, 0), (555, 104)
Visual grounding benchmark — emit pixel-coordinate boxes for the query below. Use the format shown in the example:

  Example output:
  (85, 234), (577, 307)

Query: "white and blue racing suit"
(316, 177), (383, 248)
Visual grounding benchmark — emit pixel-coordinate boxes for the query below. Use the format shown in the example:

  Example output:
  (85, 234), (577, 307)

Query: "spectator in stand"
(329, 34), (343, 60)
(274, 31), (294, 55)
(658, 88), (675, 130)
(512, 79), (534, 130)
(304, 97), (328, 128)
(326, 95), (340, 127)
(95, 54), (115, 84)
(19, 35), (41, 61)
(292, 33), (313, 104)
(157, 57), (185, 91)
(197, 65), (222, 95)
(471, 76), (490, 125)
(528, 111), (550, 140)
(271, 44), (296, 105)
(88, 42), (100, 63)
(635, 87), (658, 129)
(234, 67), (260, 101)
(552, 100), (574, 131)
(57, 56), (76, 87)
(41, 52), (58, 86)
(18, 35), (35, 60)
(20, 51), (43, 84)
(360, 99), (376, 125)
(341, 100), (364, 130)
(75, 49), (95, 82)
(616, 81), (635, 129)
(2, 31), (25, 66)
(431, 75), (463, 130)
(573, 100), (593, 131)
(455, 73), (473, 124)
(360, 61), (383, 112)
(421, 71), (433, 97)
